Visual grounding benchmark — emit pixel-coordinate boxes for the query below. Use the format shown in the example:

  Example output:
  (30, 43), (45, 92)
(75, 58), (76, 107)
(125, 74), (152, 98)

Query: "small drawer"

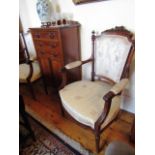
(35, 41), (61, 56)
(37, 50), (47, 57)
(37, 50), (60, 60)
(37, 50), (52, 59)
(43, 41), (60, 53)
(32, 30), (60, 41)
(50, 51), (59, 59)
(34, 41), (44, 50)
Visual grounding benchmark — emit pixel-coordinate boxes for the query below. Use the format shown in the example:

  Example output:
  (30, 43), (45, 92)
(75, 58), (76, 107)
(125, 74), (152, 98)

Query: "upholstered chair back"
(94, 32), (133, 83)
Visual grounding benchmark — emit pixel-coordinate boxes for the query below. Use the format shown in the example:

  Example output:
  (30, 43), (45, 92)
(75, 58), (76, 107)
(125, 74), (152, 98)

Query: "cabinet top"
(30, 21), (80, 30)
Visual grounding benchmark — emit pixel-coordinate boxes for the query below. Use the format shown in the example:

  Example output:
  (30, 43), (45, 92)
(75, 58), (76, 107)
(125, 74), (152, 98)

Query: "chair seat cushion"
(59, 81), (121, 129)
(19, 61), (41, 83)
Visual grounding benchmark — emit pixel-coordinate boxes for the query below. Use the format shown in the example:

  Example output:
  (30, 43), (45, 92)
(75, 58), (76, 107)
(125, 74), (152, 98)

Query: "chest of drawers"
(30, 23), (81, 87)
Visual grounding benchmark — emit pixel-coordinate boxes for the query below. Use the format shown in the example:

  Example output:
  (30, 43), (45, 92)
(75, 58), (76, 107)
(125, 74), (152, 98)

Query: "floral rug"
(20, 117), (81, 155)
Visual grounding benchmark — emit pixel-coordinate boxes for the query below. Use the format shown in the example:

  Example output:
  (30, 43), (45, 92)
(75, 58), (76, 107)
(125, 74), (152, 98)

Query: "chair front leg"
(59, 100), (65, 117)
(94, 126), (100, 153)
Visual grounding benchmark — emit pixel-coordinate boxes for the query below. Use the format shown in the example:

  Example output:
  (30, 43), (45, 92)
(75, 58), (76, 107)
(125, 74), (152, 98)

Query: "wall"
(19, 0), (135, 113)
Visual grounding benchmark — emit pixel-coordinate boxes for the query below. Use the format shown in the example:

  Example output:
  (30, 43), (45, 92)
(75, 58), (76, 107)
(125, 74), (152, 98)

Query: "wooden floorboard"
(20, 84), (135, 155)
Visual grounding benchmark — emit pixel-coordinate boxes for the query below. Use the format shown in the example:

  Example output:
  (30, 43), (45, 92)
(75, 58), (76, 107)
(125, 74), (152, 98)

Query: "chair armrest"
(94, 78), (129, 130)
(65, 61), (82, 70)
(59, 58), (93, 90)
(110, 78), (129, 95)
(24, 60), (34, 82)
(21, 59), (34, 82)
(25, 58), (33, 64)
(20, 57), (35, 65)
(64, 58), (93, 70)
(29, 54), (37, 61)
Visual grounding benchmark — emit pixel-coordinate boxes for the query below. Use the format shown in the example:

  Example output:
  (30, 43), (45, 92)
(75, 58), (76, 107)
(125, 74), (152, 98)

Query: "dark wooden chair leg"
(95, 131), (100, 153)
(59, 102), (65, 117)
(19, 95), (36, 141)
(20, 114), (36, 141)
(61, 106), (65, 117)
(28, 82), (36, 100)
(42, 76), (48, 95)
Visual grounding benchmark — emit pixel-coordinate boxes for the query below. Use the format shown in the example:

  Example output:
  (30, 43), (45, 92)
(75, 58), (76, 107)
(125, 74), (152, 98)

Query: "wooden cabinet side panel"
(61, 26), (81, 82)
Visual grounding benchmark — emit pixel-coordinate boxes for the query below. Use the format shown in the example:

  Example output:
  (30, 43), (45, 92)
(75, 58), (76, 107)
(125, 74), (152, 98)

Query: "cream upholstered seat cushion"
(59, 81), (121, 129)
(19, 61), (42, 83)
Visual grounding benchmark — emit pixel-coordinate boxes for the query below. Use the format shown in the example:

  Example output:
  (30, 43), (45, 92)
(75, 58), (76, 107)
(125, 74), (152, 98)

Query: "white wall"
(19, 0), (135, 113)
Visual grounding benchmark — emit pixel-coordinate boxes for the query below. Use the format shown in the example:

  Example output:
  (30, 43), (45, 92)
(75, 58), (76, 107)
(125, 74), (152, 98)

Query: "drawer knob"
(39, 43), (43, 47)
(49, 32), (56, 39)
(40, 51), (45, 55)
(35, 33), (40, 38)
(50, 43), (57, 48)
(51, 53), (57, 57)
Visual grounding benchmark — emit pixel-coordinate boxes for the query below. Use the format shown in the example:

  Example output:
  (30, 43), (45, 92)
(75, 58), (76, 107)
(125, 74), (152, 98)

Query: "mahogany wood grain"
(30, 23), (81, 87)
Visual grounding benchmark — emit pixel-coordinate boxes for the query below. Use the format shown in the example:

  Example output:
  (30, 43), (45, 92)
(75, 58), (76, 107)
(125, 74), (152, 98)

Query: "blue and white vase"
(36, 0), (53, 23)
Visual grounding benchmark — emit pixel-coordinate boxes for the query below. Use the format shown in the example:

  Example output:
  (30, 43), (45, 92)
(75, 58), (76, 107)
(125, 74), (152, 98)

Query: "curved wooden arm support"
(82, 58), (94, 65)
(19, 56), (34, 83)
(58, 58), (93, 90)
(25, 58), (34, 64)
(58, 67), (67, 90)
(26, 60), (34, 82)
(95, 91), (116, 131)
(95, 79), (128, 130)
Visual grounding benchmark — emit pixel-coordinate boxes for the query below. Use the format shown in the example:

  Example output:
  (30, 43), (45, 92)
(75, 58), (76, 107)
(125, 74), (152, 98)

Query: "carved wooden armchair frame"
(58, 26), (135, 152)
(19, 32), (48, 99)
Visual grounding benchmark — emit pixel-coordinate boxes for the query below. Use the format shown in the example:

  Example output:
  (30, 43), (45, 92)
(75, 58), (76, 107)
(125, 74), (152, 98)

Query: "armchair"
(19, 32), (48, 99)
(58, 26), (135, 152)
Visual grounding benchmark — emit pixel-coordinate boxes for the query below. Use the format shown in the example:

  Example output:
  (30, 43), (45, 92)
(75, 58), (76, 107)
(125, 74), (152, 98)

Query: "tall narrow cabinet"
(30, 23), (81, 87)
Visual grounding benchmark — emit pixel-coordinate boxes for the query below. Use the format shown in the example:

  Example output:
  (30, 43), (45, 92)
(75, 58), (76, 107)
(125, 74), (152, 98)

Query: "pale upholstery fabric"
(65, 61), (82, 70)
(110, 78), (129, 95)
(19, 61), (41, 83)
(25, 32), (37, 60)
(59, 80), (121, 129)
(95, 34), (132, 83)
(29, 54), (37, 61)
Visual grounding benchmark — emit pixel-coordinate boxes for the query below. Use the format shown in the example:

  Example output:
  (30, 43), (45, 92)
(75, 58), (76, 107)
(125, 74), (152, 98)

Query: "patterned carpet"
(20, 116), (81, 155)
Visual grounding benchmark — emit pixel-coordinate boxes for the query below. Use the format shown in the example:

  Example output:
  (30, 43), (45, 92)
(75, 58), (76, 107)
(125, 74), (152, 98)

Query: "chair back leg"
(19, 95), (36, 141)
(41, 76), (48, 94)
(28, 82), (36, 100)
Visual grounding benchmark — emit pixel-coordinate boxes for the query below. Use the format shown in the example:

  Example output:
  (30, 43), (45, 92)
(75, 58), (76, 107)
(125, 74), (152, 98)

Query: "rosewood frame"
(59, 26), (135, 152)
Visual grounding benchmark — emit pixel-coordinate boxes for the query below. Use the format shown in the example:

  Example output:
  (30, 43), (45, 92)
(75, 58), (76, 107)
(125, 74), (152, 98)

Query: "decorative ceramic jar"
(36, 0), (53, 23)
